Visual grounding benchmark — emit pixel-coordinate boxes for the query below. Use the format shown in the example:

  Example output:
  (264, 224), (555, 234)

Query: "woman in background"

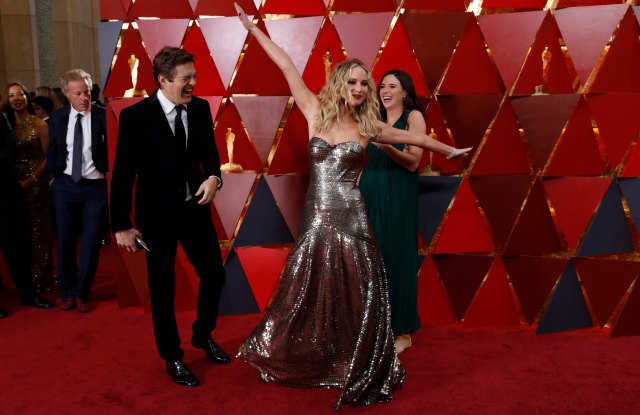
(0, 83), (54, 291)
(51, 87), (69, 110)
(360, 70), (424, 354)
(34, 85), (54, 100)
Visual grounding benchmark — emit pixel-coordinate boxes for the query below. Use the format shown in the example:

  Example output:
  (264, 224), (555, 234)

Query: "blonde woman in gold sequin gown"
(235, 4), (471, 408)
(1, 83), (54, 291)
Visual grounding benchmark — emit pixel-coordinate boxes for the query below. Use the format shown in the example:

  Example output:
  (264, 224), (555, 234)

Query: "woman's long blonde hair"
(313, 59), (381, 140)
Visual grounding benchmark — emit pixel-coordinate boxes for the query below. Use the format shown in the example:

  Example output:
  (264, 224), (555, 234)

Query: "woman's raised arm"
(235, 3), (318, 120)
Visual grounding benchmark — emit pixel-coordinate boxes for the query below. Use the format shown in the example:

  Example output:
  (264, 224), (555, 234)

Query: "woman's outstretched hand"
(447, 147), (473, 159)
(235, 3), (254, 31)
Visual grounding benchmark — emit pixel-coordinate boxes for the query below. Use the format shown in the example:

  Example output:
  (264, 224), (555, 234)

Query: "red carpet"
(2, 246), (640, 414)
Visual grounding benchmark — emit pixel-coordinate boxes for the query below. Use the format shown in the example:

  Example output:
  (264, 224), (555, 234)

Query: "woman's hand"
(235, 3), (254, 31)
(446, 147), (473, 159)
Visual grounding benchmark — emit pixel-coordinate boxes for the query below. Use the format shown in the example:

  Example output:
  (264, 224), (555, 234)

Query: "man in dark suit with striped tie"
(110, 47), (229, 388)
(47, 69), (108, 314)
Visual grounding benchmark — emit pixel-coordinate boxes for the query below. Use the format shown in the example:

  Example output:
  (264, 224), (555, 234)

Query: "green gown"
(359, 109), (420, 335)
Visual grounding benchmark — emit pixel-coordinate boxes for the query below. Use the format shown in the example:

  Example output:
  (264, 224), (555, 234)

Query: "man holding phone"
(110, 47), (228, 387)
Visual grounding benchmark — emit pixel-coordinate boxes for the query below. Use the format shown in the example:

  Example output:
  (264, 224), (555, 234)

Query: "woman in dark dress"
(234, 3), (470, 408)
(360, 70), (425, 354)
(1, 83), (54, 291)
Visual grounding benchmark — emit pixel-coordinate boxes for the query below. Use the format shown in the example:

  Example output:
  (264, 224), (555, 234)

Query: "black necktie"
(175, 105), (189, 200)
(174, 105), (186, 155)
(71, 113), (83, 182)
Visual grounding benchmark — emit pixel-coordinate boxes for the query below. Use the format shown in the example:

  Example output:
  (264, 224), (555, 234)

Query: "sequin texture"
(12, 115), (53, 290)
(237, 137), (405, 408)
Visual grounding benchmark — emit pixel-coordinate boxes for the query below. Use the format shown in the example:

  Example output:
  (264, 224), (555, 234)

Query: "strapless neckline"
(312, 136), (365, 152)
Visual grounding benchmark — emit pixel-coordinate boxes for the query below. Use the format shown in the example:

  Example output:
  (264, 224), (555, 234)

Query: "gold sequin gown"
(12, 115), (53, 290)
(237, 137), (405, 408)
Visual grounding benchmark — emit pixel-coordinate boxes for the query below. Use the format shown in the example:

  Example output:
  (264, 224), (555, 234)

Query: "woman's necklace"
(15, 113), (28, 127)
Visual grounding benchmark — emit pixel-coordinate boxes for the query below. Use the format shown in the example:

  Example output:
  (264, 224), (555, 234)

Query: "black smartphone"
(135, 236), (150, 252)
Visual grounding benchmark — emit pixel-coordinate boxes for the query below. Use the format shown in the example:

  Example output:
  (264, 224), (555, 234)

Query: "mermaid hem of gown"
(237, 137), (405, 407)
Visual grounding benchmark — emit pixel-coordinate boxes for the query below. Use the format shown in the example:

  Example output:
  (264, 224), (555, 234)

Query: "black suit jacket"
(46, 104), (109, 179)
(110, 91), (222, 234)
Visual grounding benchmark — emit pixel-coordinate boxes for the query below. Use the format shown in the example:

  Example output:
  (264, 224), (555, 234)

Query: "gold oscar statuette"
(221, 127), (243, 172)
(123, 54), (148, 97)
(534, 46), (552, 95)
(421, 128), (441, 176)
(430, 127), (437, 140)
(323, 48), (333, 82)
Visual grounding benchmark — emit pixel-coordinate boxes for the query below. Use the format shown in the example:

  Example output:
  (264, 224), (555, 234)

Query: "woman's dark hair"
(0, 82), (35, 127)
(376, 69), (422, 122)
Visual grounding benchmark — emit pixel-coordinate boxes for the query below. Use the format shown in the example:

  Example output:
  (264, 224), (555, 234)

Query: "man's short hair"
(59, 69), (93, 94)
(152, 47), (195, 87)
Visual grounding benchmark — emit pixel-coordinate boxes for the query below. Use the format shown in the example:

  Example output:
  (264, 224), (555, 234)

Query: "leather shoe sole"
(166, 360), (199, 387)
(191, 337), (231, 364)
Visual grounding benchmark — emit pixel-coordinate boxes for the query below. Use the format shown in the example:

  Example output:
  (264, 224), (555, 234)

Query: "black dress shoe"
(166, 360), (199, 387)
(191, 336), (231, 364)
(0, 306), (7, 319)
(22, 295), (53, 309)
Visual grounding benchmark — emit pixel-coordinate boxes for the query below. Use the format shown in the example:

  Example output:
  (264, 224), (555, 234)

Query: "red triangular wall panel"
(433, 179), (494, 254)
(574, 258), (640, 327)
(302, 19), (347, 94)
(554, 4), (626, 87)
(372, 19), (429, 97)
(511, 12), (576, 95)
(478, 11), (546, 94)
(543, 177), (611, 251)
(136, 19), (189, 62)
(401, 12), (470, 92)
(332, 12), (394, 68)
(587, 93), (640, 171)
(471, 98), (532, 175)
(462, 258), (521, 328)
(438, 15), (504, 94)
(418, 255), (457, 326)
(589, 8), (640, 93)
(544, 96), (606, 176)
(96, 1), (640, 336)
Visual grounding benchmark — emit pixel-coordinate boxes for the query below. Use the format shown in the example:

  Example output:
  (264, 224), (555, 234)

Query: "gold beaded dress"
(12, 115), (53, 290)
(237, 137), (405, 408)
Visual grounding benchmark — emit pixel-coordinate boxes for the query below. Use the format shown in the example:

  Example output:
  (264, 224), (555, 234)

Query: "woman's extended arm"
(235, 3), (318, 120)
(377, 111), (425, 172)
(376, 120), (471, 159)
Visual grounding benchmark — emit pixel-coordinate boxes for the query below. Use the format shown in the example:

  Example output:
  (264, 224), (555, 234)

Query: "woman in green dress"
(360, 70), (425, 354)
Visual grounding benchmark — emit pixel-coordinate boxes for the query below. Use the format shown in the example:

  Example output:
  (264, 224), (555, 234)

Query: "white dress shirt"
(63, 106), (104, 180)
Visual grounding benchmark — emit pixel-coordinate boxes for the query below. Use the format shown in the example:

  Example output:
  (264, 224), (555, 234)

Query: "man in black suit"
(110, 47), (229, 387)
(1, 112), (53, 318)
(47, 69), (109, 313)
